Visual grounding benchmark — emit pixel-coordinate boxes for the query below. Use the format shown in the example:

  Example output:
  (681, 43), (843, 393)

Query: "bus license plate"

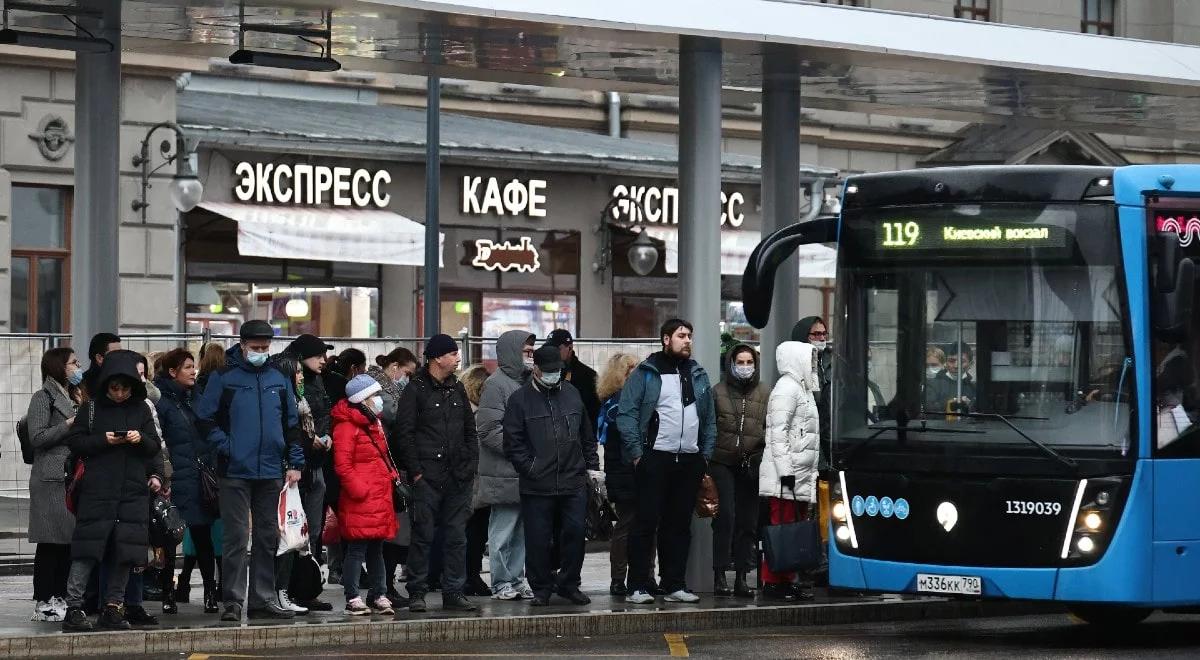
(916, 573), (982, 596)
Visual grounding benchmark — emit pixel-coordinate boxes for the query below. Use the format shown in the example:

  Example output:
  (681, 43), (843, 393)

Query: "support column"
(678, 35), (722, 593)
(759, 44), (803, 380)
(72, 0), (121, 350)
(422, 69), (441, 337)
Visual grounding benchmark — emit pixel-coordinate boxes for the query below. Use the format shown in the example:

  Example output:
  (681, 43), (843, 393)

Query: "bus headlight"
(835, 525), (852, 542)
(832, 500), (848, 522)
(1083, 511), (1102, 531)
(1076, 536), (1096, 553)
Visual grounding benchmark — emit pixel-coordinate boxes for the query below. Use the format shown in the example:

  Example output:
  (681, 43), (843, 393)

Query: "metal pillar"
(72, 0), (121, 350)
(679, 35), (723, 593)
(759, 44), (803, 380)
(423, 35), (442, 337)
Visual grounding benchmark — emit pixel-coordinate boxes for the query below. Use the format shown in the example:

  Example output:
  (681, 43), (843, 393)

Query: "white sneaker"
(492, 584), (519, 600)
(277, 590), (308, 614)
(516, 582), (535, 600)
(49, 596), (68, 619)
(626, 590), (655, 604)
(664, 589), (700, 603)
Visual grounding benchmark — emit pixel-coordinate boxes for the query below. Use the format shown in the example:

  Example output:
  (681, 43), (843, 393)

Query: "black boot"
(173, 581), (190, 604)
(62, 607), (93, 633)
(125, 604), (159, 626)
(99, 604), (133, 630)
(203, 586), (219, 614)
(713, 570), (732, 597)
(761, 584), (798, 602)
(609, 580), (627, 596)
(733, 571), (754, 598)
(442, 592), (478, 612)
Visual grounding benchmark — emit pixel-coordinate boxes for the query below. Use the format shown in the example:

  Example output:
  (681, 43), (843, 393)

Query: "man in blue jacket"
(616, 318), (716, 605)
(195, 320), (304, 622)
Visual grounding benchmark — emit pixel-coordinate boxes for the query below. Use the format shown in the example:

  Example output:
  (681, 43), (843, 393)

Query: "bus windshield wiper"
(838, 421), (983, 468)
(924, 411), (1078, 471)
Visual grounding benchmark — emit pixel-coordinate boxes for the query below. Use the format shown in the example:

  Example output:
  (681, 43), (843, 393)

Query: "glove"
(587, 470), (608, 501)
(780, 475), (796, 492)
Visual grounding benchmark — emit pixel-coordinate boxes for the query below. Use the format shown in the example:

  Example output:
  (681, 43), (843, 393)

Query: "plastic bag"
(276, 484), (309, 556)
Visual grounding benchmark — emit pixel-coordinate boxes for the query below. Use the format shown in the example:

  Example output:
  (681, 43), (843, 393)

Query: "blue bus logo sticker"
(894, 498), (910, 520)
(851, 495), (865, 517)
(865, 496), (879, 517)
(880, 497), (894, 518)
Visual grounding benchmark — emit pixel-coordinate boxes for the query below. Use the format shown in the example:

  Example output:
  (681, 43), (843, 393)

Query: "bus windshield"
(834, 203), (1133, 465)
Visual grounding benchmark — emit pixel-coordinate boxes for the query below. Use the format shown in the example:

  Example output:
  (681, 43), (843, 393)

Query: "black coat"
(67, 352), (163, 565)
(566, 355), (600, 429)
(503, 380), (600, 497)
(154, 376), (212, 527)
(599, 394), (635, 504)
(394, 366), (478, 491)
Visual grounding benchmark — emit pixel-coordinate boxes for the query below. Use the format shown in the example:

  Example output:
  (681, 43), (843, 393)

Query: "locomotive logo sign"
(471, 237), (541, 273)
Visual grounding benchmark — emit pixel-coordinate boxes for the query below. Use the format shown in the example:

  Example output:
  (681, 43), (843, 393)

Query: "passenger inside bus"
(926, 343), (975, 414)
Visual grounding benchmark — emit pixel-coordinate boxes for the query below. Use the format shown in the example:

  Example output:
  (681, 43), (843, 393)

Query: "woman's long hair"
(597, 353), (639, 402)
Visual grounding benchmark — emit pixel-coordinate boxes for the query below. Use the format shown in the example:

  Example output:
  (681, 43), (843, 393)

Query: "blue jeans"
(343, 540), (386, 602)
(487, 504), (526, 592)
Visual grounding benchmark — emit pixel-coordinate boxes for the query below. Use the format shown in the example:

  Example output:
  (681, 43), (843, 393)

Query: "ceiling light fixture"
(0, 1), (113, 53)
(228, 3), (340, 72)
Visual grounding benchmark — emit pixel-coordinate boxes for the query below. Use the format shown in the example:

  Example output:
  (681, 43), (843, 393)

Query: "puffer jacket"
(332, 399), (399, 541)
(154, 376), (214, 527)
(66, 351), (163, 565)
(759, 341), (821, 503)
(475, 330), (532, 506)
(195, 345), (304, 480)
(503, 380), (600, 497)
(712, 343), (770, 469)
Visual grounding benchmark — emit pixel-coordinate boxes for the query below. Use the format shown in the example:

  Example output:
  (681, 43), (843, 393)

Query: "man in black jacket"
(395, 334), (479, 613)
(547, 329), (600, 426)
(504, 344), (600, 607)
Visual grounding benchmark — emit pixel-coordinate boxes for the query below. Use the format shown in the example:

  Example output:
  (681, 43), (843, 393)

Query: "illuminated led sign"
(471, 237), (541, 273)
(877, 220), (1066, 250)
(234, 162), (391, 208)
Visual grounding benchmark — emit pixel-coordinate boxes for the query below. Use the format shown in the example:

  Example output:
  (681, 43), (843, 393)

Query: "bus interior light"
(1083, 511), (1103, 531)
(1076, 536), (1096, 553)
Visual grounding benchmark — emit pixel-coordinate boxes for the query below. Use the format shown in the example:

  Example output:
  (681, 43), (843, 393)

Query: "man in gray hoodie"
(475, 330), (536, 600)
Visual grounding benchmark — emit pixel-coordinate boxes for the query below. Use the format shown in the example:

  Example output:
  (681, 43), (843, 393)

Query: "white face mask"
(732, 365), (755, 380)
(523, 356), (535, 370)
(810, 340), (827, 351)
(538, 371), (562, 388)
(927, 367), (942, 379)
(369, 395), (384, 414)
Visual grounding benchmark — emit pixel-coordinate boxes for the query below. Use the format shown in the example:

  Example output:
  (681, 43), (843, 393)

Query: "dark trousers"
(158, 544), (178, 598)
(220, 477), (282, 610)
(186, 523), (220, 591)
(383, 543), (407, 594)
(407, 478), (472, 597)
(33, 543), (71, 602)
(709, 462), (758, 572)
(628, 450), (705, 594)
(521, 489), (587, 598)
(466, 506), (489, 587)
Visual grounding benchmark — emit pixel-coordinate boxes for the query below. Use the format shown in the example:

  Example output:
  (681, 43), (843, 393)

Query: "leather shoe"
(247, 602), (295, 620)
(558, 589), (591, 605)
(529, 594), (551, 607)
(124, 604), (159, 626)
(762, 584), (798, 602)
(299, 598), (333, 612)
(408, 594), (427, 613)
(733, 572), (755, 598)
(220, 603), (242, 622)
(442, 592), (478, 612)
(713, 571), (733, 597)
(609, 580), (627, 597)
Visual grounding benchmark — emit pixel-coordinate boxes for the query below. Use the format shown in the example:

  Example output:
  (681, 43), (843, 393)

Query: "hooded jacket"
(332, 399), (400, 540)
(66, 351), (163, 564)
(759, 341), (821, 502)
(616, 351), (717, 464)
(195, 345), (303, 481)
(503, 379), (600, 496)
(793, 315), (833, 471)
(394, 364), (478, 490)
(475, 330), (533, 506)
(712, 344), (771, 469)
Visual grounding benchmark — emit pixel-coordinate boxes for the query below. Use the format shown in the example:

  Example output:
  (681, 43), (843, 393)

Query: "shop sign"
(233, 162), (392, 208)
(461, 176), (547, 218)
(610, 185), (745, 228)
(471, 236), (541, 273)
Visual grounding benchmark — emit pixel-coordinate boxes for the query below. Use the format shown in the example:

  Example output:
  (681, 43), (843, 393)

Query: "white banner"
(642, 226), (836, 279)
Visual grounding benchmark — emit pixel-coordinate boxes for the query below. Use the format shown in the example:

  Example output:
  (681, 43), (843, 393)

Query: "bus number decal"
(1005, 500), (1062, 516)
(882, 221), (920, 247)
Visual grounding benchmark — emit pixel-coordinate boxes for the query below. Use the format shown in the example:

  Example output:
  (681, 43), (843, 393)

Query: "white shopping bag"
(277, 483), (309, 556)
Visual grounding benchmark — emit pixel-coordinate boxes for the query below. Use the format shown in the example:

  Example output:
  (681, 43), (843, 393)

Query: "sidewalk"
(0, 552), (1053, 658)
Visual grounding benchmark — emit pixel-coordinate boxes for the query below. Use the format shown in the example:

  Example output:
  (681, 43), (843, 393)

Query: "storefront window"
(186, 283), (379, 337)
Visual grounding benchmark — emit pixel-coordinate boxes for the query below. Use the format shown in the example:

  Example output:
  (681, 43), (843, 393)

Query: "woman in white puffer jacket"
(758, 340), (821, 601)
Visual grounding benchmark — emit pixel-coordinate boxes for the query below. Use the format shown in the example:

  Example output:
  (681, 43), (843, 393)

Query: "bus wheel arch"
(1067, 604), (1153, 626)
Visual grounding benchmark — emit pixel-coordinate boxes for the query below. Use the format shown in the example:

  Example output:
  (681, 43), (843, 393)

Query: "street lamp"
(131, 122), (204, 220)
(592, 194), (661, 282)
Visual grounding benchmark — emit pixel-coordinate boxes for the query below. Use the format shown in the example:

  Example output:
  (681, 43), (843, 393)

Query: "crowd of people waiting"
(22, 314), (836, 631)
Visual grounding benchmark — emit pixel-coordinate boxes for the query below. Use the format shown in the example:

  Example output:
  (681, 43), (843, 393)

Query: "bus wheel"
(1068, 605), (1153, 626)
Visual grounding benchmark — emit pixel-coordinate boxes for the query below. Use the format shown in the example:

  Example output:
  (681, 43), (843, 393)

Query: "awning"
(199, 202), (443, 267)
(641, 227), (836, 279)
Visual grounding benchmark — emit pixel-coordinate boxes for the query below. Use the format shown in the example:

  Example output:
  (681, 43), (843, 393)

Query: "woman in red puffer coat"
(333, 375), (400, 616)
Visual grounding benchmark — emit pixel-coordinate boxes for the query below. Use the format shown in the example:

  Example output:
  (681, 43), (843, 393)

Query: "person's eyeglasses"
(808, 331), (828, 339)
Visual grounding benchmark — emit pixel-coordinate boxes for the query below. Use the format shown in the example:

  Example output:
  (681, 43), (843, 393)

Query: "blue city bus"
(742, 165), (1200, 625)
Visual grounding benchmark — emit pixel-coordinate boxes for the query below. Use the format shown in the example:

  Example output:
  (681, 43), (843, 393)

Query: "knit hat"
(533, 344), (563, 373)
(423, 334), (459, 360)
(240, 320), (275, 340)
(346, 374), (382, 404)
(546, 329), (573, 347)
(288, 333), (334, 360)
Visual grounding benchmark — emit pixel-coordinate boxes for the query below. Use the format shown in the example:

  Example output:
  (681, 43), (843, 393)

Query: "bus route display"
(876, 218), (1069, 251)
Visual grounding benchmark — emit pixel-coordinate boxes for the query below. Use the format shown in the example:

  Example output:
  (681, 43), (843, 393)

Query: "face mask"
(369, 395), (384, 414)
(396, 375), (409, 389)
(523, 357), (535, 370)
(732, 365), (755, 380)
(927, 367), (942, 379)
(538, 371), (562, 388)
(810, 340), (827, 351)
(67, 369), (84, 386)
(246, 350), (269, 367)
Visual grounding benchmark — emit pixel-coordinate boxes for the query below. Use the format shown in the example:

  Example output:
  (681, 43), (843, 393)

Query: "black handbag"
(196, 458), (220, 517)
(760, 497), (822, 573)
(150, 494), (186, 546)
(288, 551), (324, 602)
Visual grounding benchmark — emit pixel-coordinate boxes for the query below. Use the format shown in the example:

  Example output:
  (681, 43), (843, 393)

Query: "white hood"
(777, 341), (819, 392)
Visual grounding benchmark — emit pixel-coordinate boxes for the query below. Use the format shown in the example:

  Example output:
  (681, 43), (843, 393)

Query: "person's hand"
(780, 475), (796, 491)
(286, 469), (302, 485)
(126, 430), (142, 445)
(105, 432), (124, 445)
(315, 435), (332, 450)
(633, 456), (641, 467)
(587, 470), (607, 500)
(65, 416), (75, 427)
(148, 476), (162, 493)
(412, 473), (423, 483)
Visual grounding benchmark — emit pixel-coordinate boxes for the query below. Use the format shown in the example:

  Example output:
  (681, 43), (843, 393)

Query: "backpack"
(16, 390), (50, 465)
(596, 395), (620, 447)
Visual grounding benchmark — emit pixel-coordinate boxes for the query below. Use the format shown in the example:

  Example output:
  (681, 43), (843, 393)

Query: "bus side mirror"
(1155, 233), (1183, 293)
(1153, 257), (1195, 341)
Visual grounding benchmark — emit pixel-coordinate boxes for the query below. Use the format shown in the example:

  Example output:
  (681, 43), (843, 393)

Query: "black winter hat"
(533, 344), (563, 372)
(240, 320), (275, 340)
(423, 334), (459, 360)
(288, 333), (334, 360)
(546, 329), (573, 347)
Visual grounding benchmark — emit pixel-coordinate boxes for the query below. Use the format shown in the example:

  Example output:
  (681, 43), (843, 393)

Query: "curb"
(1, 598), (1057, 658)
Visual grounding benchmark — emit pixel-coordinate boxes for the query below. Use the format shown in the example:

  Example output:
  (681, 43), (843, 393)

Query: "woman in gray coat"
(27, 347), (83, 622)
